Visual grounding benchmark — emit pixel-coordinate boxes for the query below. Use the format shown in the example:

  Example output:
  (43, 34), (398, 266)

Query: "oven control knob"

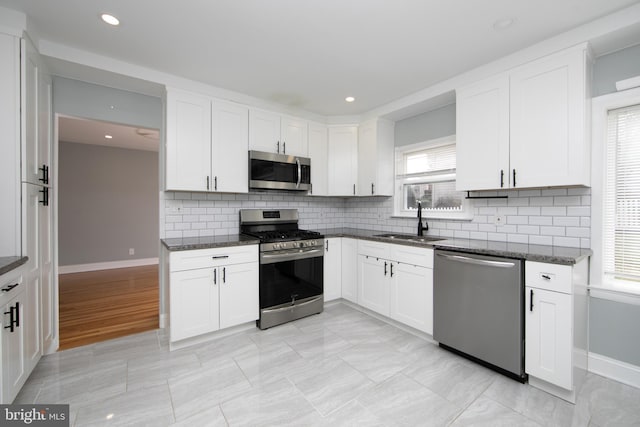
(274, 243), (281, 249)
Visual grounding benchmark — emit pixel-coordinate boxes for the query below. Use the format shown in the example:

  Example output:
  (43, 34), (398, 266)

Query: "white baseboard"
(588, 352), (640, 389)
(159, 314), (168, 329)
(59, 258), (159, 274)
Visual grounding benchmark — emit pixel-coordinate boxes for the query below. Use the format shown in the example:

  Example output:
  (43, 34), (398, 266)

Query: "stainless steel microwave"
(249, 150), (311, 191)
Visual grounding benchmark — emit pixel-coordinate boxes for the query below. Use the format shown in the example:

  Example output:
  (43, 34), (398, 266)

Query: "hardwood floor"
(58, 264), (159, 350)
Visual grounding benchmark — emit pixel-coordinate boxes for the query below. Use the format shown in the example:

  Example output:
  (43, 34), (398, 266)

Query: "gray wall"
(590, 297), (640, 366)
(53, 77), (162, 129)
(59, 141), (159, 266)
(592, 43), (640, 97)
(394, 103), (456, 146)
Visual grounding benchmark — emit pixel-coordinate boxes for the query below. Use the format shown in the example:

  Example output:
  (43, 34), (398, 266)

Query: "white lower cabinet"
(524, 259), (588, 402)
(357, 241), (434, 334)
(169, 245), (258, 343)
(1, 273), (26, 404)
(340, 238), (358, 303)
(525, 286), (572, 389)
(389, 262), (433, 335)
(323, 238), (342, 302)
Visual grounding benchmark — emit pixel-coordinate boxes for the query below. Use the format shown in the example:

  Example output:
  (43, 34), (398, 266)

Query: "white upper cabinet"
(456, 74), (510, 191)
(509, 47), (589, 188)
(166, 89), (212, 192)
(308, 122), (328, 196)
(328, 125), (358, 196)
(357, 119), (394, 196)
(211, 99), (249, 193)
(249, 108), (308, 156)
(456, 44), (591, 191)
(166, 89), (248, 193)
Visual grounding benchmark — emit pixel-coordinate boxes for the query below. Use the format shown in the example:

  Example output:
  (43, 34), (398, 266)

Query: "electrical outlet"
(129, 248), (135, 255)
(494, 215), (505, 226)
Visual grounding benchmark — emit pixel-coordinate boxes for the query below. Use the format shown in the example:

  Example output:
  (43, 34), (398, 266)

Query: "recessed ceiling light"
(345, 96), (355, 103)
(101, 13), (120, 26)
(493, 17), (515, 31)
(105, 135), (113, 139)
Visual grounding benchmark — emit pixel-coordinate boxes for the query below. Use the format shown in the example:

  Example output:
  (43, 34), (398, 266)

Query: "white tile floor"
(15, 302), (640, 426)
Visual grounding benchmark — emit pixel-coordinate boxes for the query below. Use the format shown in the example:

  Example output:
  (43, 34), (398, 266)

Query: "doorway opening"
(56, 116), (160, 350)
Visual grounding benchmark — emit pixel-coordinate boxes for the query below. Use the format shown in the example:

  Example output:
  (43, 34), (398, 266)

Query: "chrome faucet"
(417, 201), (428, 236)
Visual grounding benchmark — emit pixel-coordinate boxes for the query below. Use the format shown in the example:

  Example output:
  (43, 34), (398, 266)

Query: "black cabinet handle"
(214, 176), (218, 191)
(283, 142), (286, 154)
(214, 269), (217, 285)
(39, 187), (49, 206)
(500, 170), (504, 188)
(277, 141), (280, 153)
(384, 261), (388, 276)
(530, 289), (534, 312)
(14, 302), (19, 327)
(211, 255), (230, 259)
(207, 176), (210, 190)
(353, 184), (356, 195)
(513, 169), (517, 187)
(4, 302), (19, 332)
(223, 267), (226, 283)
(326, 240), (329, 251)
(39, 164), (49, 184)
(542, 274), (551, 280)
(1, 283), (19, 293)
(4, 306), (15, 332)
(390, 263), (394, 277)
(371, 183), (374, 195)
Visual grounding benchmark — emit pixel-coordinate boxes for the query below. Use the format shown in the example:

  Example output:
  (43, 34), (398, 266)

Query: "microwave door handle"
(296, 158), (301, 188)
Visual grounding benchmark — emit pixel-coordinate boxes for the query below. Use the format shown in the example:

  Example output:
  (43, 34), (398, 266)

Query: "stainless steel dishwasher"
(433, 249), (526, 382)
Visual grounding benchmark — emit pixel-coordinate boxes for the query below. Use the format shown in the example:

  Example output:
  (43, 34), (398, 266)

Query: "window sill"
(392, 211), (474, 221)
(589, 282), (640, 306)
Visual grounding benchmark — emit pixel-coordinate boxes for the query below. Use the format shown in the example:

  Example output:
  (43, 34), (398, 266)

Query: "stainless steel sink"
(373, 233), (444, 242)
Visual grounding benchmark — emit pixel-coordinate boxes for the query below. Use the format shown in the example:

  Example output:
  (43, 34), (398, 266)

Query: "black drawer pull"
(541, 274), (551, 280)
(530, 289), (534, 312)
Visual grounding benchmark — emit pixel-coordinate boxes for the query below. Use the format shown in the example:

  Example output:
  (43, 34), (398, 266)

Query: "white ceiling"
(58, 116), (159, 152)
(1, 0), (640, 116)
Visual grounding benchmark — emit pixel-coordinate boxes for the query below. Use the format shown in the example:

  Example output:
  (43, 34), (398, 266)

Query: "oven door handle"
(260, 247), (323, 264)
(295, 158), (301, 189)
(262, 295), (323, 314)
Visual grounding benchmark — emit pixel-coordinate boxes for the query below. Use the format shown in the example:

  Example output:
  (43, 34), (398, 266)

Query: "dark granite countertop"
(0, 256), (28, 276)
(316, 228), (591, 265)
(162, 234), (259, 251)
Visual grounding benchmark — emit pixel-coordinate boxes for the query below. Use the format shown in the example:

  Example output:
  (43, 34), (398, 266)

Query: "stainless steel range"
(240, 209), (324, 329)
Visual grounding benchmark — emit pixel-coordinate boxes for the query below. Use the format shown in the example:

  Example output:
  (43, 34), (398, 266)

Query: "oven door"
(259, 248), (323, 309)
(249, 150), (311, 191)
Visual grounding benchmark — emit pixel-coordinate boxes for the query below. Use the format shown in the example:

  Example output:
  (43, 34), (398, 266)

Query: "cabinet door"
(166, 90), (211, 191)
(170, 268), (219, 342)
(389, 263), (432, 334)
(281, 116), (308, 156)
(328, 126), (358, 196)
(22, 39), (40, 185)
(341, 239), (358, 303)
(510, 48), (588, 188)
(357, 255), (389, 316)
(219, 263), (259, 329)
(525, 286), (572, 389)
(357, 119), (394, 196)
(323, 238), (342, 302)
(2, 292), (25, 404)
(308, 122), (328, 196)
(456, 73), (510, 191)
(249, 109), (281, 154)
(211, 100), (249, 193)
(0, 33), (21, 257)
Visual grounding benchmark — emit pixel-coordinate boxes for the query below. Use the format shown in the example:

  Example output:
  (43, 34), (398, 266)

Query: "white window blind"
(404, 143), (457, 174)
(604, 104), (640, 282)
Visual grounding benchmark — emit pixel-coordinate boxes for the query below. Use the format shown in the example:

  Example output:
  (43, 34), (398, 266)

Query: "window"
(394, 136), (471, 219)
(603, 103), (640, 285)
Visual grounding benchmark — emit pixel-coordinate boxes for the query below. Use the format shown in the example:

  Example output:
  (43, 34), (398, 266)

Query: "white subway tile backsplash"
(163, 186), (593, 249)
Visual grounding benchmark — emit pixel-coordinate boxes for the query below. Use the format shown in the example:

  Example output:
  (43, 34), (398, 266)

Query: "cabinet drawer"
(0, 271), (23, 308)
(390, 245), (433, 268)
(525, 261), (572, 294)
(170, 245), (258, 272)
(358, 240), (390, 259)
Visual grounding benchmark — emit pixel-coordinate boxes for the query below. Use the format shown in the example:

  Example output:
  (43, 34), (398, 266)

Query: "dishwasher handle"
(436, 252), (517, 268)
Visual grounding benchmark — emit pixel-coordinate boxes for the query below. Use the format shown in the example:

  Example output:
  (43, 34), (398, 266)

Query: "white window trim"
(591, 85), (640, 297)
(393, 135), (473, 220)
